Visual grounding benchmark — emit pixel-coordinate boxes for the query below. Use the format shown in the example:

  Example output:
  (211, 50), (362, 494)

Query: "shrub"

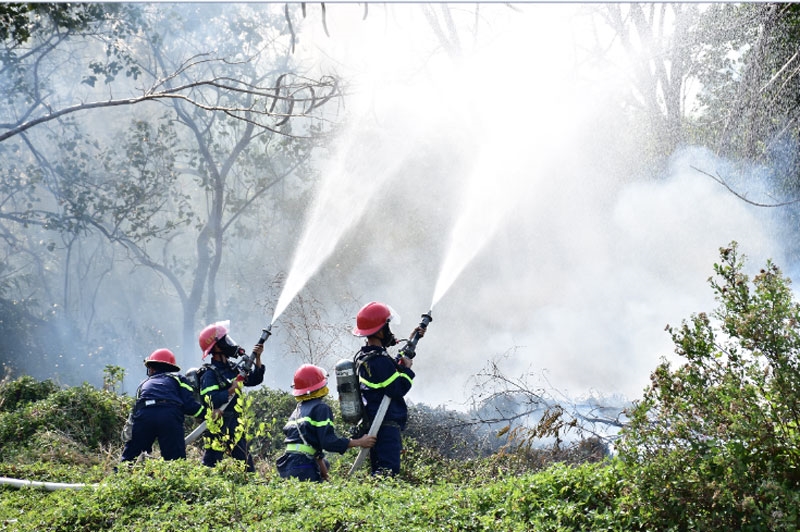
(0, 381), (129, 461)
(617, 242), (800, 530)
(0, 375), (58, 413)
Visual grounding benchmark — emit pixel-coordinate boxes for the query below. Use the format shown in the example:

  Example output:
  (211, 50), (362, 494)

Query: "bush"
(0, 375), (58, 413)
(617, 242), (800, 530)
(0, 380), (129, 461)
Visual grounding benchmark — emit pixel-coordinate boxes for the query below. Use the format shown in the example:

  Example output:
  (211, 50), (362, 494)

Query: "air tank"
(335, 358), (363, 424)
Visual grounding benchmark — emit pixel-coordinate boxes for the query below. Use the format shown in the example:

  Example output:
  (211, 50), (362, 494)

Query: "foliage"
(616, 242), (800, 530)
(0, 374), (58, 413)
(0, 4), (109, 45)
(102, 366), (125, 394)
(0, 457), (630, 532)
(0, 379), (129, 463)
(692, 5), (800, 171)
(223, 386), (297, 461)
(404, 402), (499, 460)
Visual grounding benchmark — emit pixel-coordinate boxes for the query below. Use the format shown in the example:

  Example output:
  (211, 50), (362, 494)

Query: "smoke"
(3, 4), (790, 411)
(286, 4), (787, 408)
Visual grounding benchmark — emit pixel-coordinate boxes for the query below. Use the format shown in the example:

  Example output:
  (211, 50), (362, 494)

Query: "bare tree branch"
(692, 165), (800, 208)
(1, 69), (340, 142)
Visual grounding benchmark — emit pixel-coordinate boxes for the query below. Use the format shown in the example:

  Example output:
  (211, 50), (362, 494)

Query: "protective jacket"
(282, 398), (350, 456)
(120, 371), (204, 462)
(276, 397), (347, 481)
(138, 371), (205, 416)
(200, 358), (265, 413)
(199, 357), (265, 472)
(355, 345), (414, 429)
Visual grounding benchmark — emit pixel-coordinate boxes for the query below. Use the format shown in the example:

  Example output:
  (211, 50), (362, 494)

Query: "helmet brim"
(144, 360), (181, 372)
(351, 324), (384, 337)
(292, 380), (328, 396)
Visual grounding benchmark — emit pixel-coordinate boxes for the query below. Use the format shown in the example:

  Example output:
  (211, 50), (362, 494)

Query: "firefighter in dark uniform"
(120, 349), (205, 462)
(276, 364), (376, 482)
(352, 301), (425, 476)
(197, 320), (265, 472)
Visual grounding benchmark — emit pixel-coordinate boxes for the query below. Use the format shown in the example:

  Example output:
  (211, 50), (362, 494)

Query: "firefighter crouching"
(198, 320), (265, 473)
(353, 301), (424, 476)
(120, 349), (206, 463)
(277, 364), (376, 482)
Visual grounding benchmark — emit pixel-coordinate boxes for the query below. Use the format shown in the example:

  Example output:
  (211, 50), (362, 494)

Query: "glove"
(397, 356), (413, 369)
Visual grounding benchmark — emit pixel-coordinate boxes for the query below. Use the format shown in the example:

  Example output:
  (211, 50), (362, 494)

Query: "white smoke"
(275, 4), (787, 408)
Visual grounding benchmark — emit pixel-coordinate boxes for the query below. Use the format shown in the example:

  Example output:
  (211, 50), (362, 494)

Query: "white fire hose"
(0, 477), (96, 491)
(348, 394), (391, 475)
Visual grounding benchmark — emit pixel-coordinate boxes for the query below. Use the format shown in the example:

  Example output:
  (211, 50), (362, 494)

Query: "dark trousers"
(276, 452), (325, 482)
(121, 406), (186, 461)
(202, 414), (255, 472)
(370, 424), (402, 476)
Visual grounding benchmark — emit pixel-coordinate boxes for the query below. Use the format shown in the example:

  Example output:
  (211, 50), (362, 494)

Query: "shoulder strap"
(354, 348), (389, 379)
(204, 363), (228, 386)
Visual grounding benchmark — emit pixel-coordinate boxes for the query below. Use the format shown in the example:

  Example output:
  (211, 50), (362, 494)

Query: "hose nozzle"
(258, 324), (273, 345)
(399, 310), (433, 359)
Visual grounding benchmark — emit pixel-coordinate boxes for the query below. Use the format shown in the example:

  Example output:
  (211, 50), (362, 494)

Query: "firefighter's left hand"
(252, 343), (263, 359)
(410, 326), (426, 340)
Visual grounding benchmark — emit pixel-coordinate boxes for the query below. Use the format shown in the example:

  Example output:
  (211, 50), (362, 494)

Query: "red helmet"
(292, 364), (327, 396)
(352, 301), (394, 337)
(198, 320), (230, 359)
(144, 348), (180, 372)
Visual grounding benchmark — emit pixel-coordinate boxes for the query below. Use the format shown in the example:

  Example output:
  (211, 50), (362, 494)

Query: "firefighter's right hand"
(228, 379), (243, 397)
(349, 435), (377, 449)
(398, 356), (413, 369)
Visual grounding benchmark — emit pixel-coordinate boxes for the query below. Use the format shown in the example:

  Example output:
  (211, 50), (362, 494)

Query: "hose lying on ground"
(0, 477), (95, 491)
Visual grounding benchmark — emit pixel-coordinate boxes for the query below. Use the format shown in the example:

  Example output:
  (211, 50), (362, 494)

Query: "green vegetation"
(2, 244), (800, 530)
(617, 242), (800, 530)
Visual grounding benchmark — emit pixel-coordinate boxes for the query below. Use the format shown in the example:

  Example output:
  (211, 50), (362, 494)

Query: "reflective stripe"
(286, 443), (316, 455)
(360, 371), (412, 389)
(192, 406), (204, 418)
(200, 384), (221, 396)
(296, 416), (333, 428)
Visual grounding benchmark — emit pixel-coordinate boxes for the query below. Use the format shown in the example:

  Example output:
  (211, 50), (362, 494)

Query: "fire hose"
(0, 477), (95, 490)
(348, 310), (432, 475)
(185, 324), (272, 445)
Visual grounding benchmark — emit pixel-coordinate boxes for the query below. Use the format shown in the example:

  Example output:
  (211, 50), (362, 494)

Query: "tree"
(617, 242), (800, 530)
(0, 4), (339, 363)
(593, 4), (703, 160)
(267, 274), (355, 368)
(691, 4), (800, 175)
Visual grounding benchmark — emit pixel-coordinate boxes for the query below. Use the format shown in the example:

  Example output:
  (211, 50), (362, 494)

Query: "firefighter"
(197, 320), (265, 472)
(352, 301), (424, 476)
(276, 364), (376, 482)
(120, 349), (206, 463)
